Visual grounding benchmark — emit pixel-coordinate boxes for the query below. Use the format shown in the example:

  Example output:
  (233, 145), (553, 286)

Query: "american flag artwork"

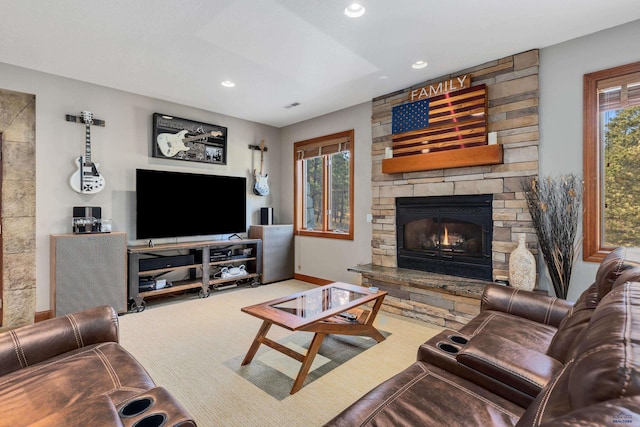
(392, 98), (430, 134)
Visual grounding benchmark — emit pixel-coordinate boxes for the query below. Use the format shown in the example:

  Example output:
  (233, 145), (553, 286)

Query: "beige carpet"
(119, 280), (443, 426)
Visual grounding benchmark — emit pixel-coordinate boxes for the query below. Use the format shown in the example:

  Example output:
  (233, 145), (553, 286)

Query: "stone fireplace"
(352, 50), (540, 328)
(396, 195), (493, 281)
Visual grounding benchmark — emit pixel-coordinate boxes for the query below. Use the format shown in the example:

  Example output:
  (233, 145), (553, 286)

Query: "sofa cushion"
(537, 398), (640, 427)
(325, 362), (524, 427)
(480, 284), (571, 327)
(568, 282), (640, 408)
(594, 247), (640, 297)
(0, 342), (154, 426)
(460, 311), (557, 354)
(545, 283), (598, 362)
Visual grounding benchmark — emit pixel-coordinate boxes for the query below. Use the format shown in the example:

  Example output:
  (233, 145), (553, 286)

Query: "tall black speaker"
(260, 207), (274, 225)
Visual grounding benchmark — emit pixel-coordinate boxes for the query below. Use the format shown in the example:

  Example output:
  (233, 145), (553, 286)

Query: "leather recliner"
(0, 305), (196, 427)
(325, 247), (640, 426)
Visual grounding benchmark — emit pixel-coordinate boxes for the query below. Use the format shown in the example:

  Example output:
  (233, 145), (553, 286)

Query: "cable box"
(190, 248), (232, 263)
(210, 249), (232, 262)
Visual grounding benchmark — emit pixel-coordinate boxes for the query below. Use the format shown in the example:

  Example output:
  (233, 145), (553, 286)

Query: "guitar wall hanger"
(65, 114), (106, 127)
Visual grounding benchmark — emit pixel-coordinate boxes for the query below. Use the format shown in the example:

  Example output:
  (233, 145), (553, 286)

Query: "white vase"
(509, 234), (536, 291)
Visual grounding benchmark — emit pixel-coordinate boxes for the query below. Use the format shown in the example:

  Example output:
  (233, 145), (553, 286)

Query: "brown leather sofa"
(0, 305), (196, 427)
(326, 247), (640, 426)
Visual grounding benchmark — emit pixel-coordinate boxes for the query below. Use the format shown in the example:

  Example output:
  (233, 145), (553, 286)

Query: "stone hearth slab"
(349, 264), (493, 329)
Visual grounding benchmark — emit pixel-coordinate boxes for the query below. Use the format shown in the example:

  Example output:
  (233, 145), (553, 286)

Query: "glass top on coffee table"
(241, 282), (386, 331)
(270, 286), (368, 319)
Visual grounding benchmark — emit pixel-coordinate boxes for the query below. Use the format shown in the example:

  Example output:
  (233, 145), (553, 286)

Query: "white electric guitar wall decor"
(69, 111), (106, 194)
(156, 130), (222, 157)
(253, 140), (269, 196)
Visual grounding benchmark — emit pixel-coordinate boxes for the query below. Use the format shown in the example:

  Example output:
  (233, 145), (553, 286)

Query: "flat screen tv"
(136, 169), (247, 240)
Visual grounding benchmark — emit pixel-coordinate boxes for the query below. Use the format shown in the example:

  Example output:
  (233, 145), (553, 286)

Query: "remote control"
(338, 312), (357, 321)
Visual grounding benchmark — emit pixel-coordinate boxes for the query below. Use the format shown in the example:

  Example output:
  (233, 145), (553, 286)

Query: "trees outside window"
(294, 130), (354, 240)
(583, 62), (640, 261)
(602, 106), (640, 247)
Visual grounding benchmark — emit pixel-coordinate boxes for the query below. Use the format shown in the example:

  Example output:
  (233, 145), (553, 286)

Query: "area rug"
(224, 331), (390, 400)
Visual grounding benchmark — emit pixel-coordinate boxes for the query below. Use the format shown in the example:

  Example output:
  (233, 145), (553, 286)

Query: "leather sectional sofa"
(326, 247), (640, 426)
(0, 305), (195, 427)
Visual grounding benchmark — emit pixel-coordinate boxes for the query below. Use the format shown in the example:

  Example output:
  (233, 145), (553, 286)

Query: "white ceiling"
(2, 0), (640, 128)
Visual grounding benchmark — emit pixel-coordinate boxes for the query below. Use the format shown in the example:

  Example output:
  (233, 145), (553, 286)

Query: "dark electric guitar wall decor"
(253, 140), (269, 196)
(69, 111), (106, 194)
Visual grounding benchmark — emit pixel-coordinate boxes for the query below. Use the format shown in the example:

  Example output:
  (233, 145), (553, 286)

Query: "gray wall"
(539, 19), (640, 300)
(0, 62), (281, 312)
(280, 102), (372, 284)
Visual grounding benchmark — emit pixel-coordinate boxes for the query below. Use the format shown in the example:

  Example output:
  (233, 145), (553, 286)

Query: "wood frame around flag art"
(383, 84), (503, 174)
(392, 84), (488, 156)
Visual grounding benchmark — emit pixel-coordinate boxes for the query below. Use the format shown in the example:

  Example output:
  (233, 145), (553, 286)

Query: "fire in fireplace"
(396, 195), (493, 280)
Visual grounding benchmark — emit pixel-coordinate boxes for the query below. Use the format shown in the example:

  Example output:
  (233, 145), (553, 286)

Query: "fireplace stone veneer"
(363, 50), (541, 326)
(370, 50), (540, 280)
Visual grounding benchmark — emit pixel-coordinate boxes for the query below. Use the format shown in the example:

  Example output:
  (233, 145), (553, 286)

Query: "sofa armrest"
(457, 333), (563, 398)
(0, 305), (119, 376)
(482, 283), (573, 327)
(27, 394), (124, 427)
(27, 387), (197, 427)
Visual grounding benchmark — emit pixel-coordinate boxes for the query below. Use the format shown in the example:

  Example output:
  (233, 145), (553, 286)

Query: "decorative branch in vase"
(521, 174), (583, 299)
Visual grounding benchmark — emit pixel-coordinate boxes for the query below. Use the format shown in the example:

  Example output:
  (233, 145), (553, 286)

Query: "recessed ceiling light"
(412, 60), (428, 70)
(344, 3), (365, 18)
(220, 80), (236, 88)
(378, 75), (389, 80)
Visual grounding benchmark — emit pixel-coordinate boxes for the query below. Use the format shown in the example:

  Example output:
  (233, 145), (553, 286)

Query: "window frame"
(294, 129), (354, 240)
(583, 61), (640, 262)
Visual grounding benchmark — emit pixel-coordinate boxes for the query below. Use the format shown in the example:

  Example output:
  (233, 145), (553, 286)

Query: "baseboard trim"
(35, 310), (53, 323)
(293, 273), (333, 286)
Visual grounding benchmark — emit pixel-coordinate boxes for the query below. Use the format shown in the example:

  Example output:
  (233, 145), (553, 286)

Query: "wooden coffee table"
(241, 282), (387, 394)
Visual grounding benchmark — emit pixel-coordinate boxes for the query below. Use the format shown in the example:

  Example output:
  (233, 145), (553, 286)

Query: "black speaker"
(260, 207), (274, 225)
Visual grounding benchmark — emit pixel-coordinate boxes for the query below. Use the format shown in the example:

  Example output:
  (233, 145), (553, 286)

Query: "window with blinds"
(295, 133), (350, 159)
(597, 73), (640, 111)
(584, 62), (640, 261)
(294, 130), (354, 240)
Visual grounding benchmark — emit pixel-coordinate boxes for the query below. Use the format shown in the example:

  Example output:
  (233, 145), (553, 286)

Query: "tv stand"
(127, 238), (262, 312)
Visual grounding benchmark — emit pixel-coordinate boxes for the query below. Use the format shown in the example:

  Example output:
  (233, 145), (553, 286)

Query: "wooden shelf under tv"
(209, 273), (260, 287)
(382, 144), (503, 174)
(127, 238), (263, 312)
(138, 281), (201, 298)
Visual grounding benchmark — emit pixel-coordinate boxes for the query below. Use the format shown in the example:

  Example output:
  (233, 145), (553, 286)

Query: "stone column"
(0, 89), (36, 329)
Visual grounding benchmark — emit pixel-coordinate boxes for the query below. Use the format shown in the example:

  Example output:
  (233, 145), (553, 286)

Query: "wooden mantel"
(381, 144), (503, 174)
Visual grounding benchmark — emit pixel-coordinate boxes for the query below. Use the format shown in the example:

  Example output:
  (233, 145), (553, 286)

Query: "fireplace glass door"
(396, 195), (493, 280)
(403, 217), (485, 257)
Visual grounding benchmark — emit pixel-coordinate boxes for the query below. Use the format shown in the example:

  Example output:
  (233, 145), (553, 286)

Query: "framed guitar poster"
(152, 113), (227, 165)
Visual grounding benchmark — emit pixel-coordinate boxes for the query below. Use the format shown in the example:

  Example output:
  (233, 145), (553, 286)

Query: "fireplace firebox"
(396, 195), (493, 280)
